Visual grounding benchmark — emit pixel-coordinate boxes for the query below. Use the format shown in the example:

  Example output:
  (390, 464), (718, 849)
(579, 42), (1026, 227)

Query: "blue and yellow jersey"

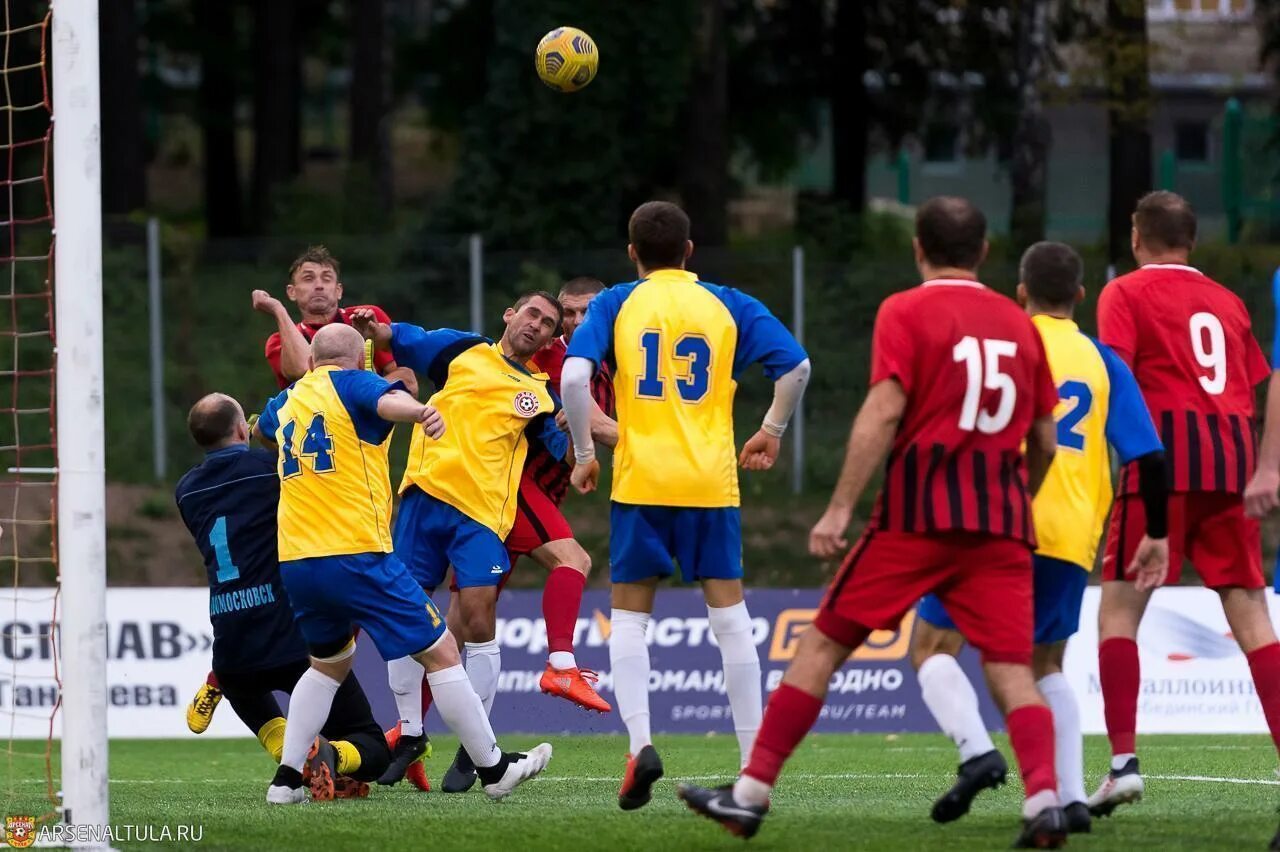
(1032, 314), (1162, 570)
(390, 325), (568, 538)
(566, 269), (808, 508)
(256, 366), (404, 561)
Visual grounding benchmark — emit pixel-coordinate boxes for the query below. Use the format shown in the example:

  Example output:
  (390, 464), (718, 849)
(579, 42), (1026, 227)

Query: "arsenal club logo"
(6, 815), (36, 848)
(513, 390), (540, 418)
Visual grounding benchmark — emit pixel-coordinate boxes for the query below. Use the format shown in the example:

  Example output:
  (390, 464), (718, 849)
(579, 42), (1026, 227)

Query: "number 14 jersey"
(1099, 264), (1271, 495)
(869, 279), (1059, 546)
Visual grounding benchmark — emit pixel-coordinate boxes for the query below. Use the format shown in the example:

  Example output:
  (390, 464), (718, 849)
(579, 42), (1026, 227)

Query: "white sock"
(917, 654), (995, 762)
(610, 609), (652, 754)
(464, 640), (502, 716)
(549, 650), (577, 670)
(387, 656), (426, 737)
(427, 664), (501, 769)
(1022, 788), (1060, 819)
(280, 668), (341, 772)
(708, 601), (762, 768)
(1039, 672), (1086, 805)
(733, 774), (772, 808)
(1111, 752), (1136, 772)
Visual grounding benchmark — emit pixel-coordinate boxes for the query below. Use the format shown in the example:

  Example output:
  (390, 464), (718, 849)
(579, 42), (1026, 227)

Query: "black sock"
(272, 765), (303, 789)
(475, 753), (511, 787)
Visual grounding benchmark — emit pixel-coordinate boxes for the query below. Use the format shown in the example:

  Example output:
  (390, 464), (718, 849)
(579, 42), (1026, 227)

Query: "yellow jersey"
(565, 269), (807, 508)
(1031, 315), (1162, 570)
(256, 365), (404, 561)
(389, 326), (566, 538)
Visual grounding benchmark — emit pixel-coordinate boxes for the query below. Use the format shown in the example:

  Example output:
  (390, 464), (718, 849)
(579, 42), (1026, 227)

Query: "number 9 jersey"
(565, 269), (807, 508)
(256, 366), (405, 561)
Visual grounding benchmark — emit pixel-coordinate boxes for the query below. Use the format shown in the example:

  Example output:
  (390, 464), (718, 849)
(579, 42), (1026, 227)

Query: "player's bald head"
(1133, 190), (1197, 253)
(188, 393), (246, 450)
(914, 196), (988, 271)
(311, 323), (365, 369)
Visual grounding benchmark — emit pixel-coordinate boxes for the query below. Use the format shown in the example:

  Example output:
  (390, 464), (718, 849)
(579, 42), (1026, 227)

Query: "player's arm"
(376, 389), (444, 437)
(809, 379), (906, 558)
(1025, 415), (1057, 496)
(563, 289), (622, 491)
(741, 358), (811, 471)
(332, 370), (445, 442)
(253, 290), (311, 382)
(1247, 372), (1280, 518)
(381, 364), (419, 398)
(251, 391), (287, 452)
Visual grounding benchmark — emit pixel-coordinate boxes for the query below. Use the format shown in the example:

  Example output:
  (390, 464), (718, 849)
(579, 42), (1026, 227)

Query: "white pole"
(147, 217), (165, 480)
(53, 0), (109, 834)
(469, 233), (483, 334)
(791, 245), (805, 495)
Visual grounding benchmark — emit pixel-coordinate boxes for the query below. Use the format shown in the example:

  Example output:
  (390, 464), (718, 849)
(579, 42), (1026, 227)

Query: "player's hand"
(555, 409), (569, 432)
(418, 405), (445, 440)
(1245, 468), (1280, 519)
(809, 503), (852, 559)
(739, 429), (781, 471)
(1127, 535), (1169, 593)
(251, 289), (286, 317)
(571, 458), (600, 494)
(350, 308), (392, 348)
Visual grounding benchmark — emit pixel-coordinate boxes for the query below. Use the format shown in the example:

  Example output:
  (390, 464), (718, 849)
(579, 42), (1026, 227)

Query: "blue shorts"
(916, 555), (1088, 646)
(279, 551), (446, 661)
(610, 503), (742, 584)
(394, 486), (510, 590)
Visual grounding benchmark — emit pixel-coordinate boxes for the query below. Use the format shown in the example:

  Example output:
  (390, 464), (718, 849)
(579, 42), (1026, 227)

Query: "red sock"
(1247, 642), (1280, 757)
(742, 684), (823, 787)
(1006, 704), (1057, 799)
(206, 671), (220, 689)
(420, 679), (434, 716)
(1099, 637), (1139, 755)
(543, 566), (586, 657)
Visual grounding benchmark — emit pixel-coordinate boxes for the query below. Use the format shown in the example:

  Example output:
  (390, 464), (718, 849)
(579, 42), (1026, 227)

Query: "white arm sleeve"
(761, 358), (811, 437)
(562, 356), (598, 464)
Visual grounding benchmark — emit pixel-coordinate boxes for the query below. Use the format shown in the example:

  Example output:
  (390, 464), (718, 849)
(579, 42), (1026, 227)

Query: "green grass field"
(6, 734), (1279, 850)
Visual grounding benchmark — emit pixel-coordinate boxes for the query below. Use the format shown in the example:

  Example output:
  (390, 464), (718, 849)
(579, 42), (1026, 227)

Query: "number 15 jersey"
(1099, 264), (1271, 495)
(566, 269), (807, 508)
(869, 279), (1059, 546)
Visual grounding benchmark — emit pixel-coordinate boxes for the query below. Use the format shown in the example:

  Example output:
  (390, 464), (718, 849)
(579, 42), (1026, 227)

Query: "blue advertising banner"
(350, 588), (1003, 736)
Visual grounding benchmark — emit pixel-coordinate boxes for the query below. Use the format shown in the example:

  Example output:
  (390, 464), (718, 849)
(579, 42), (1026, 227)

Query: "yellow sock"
(257, 717), (287, 761)
(333, 739), (361, 775)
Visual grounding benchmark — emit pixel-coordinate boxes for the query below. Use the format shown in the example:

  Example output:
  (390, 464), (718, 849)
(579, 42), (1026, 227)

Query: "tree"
(1010, 0), (1052, 251)
(681, 0), (730, 246)
(100, 0), (147, 216)
(197, 0), (243, 237)
(1105, 0), (1152, 267)
(830, 0), (869, 214)
(350, 0), (393, 217)
(252, 0), (303, 229)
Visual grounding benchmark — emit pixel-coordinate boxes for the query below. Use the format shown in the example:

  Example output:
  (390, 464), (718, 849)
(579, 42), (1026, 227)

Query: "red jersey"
(1099, 264), (1270, 495)
(523, 337), (615, 505)
(869, 280), (1059, 545)
(264, 304), (396, 388)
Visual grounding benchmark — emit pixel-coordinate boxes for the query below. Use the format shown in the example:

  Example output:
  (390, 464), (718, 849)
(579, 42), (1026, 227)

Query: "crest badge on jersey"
(513, 390), (540, 418)
(6, 815), (36, 848)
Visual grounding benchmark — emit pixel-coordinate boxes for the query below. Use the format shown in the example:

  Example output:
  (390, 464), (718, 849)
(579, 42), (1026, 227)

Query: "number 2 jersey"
(566, 268), (807, 508)
(869, 279), (1059, 545)
(256, 365), (405, 561)
(1099, 264), (1271, 496)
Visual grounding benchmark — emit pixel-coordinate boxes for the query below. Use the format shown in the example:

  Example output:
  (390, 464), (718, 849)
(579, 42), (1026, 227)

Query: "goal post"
(51, 0), (107, 831)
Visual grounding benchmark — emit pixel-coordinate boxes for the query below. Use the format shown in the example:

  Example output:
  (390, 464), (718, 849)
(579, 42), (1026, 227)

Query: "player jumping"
(677, 197), (1066, 847)
(562, 201), (810, 811)
(255, 324), (551, 804)
(177, 393), (393, 799)
(908, 241), (1169, 833)
(1088, 191), (1280, 816)
(350, 292), (571, 786)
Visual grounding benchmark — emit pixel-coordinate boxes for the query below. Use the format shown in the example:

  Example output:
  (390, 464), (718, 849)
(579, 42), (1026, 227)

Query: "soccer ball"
(535, 27), (598, 93)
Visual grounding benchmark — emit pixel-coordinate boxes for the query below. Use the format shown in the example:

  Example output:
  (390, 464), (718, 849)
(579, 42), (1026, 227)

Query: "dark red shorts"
(1103, 491), (1263, 589)
(815, 530), (1034, 665)
(448, 478), (573, 594)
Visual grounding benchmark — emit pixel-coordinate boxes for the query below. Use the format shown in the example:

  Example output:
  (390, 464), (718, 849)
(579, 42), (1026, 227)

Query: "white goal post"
(51, 0), (107, 832)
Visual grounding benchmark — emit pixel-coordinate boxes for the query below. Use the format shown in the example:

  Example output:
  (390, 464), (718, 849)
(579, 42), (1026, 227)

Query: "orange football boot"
(539, 665), (612, 713)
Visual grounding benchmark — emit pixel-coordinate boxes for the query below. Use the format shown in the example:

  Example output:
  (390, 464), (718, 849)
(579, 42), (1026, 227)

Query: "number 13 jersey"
(1099, 264), (1271, 495)
(869, 279), (1059, 545)
(566, 269), (807, 508)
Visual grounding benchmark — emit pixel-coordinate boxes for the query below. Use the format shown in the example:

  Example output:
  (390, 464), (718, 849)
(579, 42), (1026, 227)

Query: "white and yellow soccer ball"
(535, 27), (599, 93)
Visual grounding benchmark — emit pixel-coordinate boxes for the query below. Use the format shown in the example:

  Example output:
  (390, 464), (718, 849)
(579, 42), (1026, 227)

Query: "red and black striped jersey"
(868, 280), (1059, 546)
(523, 337), (615, 506)
(1099, 265), (1270, 495)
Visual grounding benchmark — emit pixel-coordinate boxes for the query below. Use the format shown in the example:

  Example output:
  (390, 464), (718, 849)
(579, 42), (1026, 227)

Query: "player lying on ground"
(563, 201), (810, 811)
(1087, 192), (1280, 821)
(254, 324), (551, 805)
(350, 292), (576, 787)
(176, 393), (392, 800)
(677, 197), (1067, 848)
(908, 241), (1169, 834)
